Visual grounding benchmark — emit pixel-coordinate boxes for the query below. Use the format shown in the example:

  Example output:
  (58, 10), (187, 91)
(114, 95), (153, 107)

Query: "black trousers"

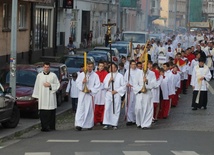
(192, 90), (208, 108)
(39, 109), (56, 130)
(71, 98), (78, 112)
(182, 79), (187, 93)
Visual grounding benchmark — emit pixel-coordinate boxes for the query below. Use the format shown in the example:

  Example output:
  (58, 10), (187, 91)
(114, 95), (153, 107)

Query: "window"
(2, 3), (11, 30)
(34, 8), (53, 50)
(19, 4), (26, 29)
(152, 0), (156, 8)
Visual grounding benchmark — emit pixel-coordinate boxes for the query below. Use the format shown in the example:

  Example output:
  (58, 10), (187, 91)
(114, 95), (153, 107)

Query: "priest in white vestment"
(32, 62), (60, 132)
(191, 58), (211, 110)
(103, 63), (126, 130)
(75, 61), (100, 131)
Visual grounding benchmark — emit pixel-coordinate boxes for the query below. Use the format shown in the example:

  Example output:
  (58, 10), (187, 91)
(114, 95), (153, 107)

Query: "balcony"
(150, 7), (160, 17)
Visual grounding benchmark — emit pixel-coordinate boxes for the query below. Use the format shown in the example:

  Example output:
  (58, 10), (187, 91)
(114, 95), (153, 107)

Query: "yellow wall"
(0, 1), (31, 56)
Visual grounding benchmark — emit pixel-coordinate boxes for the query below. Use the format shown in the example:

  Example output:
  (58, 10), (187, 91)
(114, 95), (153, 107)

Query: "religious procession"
(57, 30), (213, 132)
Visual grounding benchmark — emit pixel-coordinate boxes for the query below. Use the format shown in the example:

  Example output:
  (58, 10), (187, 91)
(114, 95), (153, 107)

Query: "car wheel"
(57, 93), (62, 106)
(1, 105), (20, 128)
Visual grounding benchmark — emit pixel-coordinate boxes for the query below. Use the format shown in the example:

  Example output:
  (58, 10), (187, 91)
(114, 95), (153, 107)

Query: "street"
(0, 80), (214, 155)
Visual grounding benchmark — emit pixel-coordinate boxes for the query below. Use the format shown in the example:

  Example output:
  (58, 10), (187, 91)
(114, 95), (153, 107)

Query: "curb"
(0, 107), (71, 143)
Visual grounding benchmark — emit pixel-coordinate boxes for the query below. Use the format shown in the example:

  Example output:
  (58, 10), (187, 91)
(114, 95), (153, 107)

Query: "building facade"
(153, 0), (187, 30)
(141, 0), (161, 32)
(189, 0), (203, 22)
(201, 0), (214, 30)
(0, 0), (56, 66)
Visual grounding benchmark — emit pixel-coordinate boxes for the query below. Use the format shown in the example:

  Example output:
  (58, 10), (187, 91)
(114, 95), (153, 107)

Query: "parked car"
(0, 83), (20, 128)
(62, 55), (95, 74)
(109, 41), (132, 58)
(35, 62), (69, 106)
(94, 47), (120, 64)
(87, 50), (111, 62)
(0, 65), (39, 117)
(87, 53), (106, 66)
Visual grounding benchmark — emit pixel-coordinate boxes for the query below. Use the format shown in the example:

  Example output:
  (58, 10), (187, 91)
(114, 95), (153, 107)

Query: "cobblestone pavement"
(56, 80), (214, 132)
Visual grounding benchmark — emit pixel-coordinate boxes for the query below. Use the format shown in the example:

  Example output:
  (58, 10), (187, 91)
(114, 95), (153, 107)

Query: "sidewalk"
(0, 101), (72, 142)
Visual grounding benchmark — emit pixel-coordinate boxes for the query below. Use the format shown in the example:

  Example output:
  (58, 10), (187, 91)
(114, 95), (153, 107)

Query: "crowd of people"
(33, 31), (214, 132)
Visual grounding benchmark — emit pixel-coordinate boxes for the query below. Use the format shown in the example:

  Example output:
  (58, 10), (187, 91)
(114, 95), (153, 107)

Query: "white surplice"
(103, 72), (126, 126)
(165, 70), (175, 95)
(32, 72), (60, 110)
(66, 79), (79, 98)
(124, 68), (140, 122)
(160, 75), (170, 100)
(133, 70), (157, 128)
(94, 83), (106, 105)
(191, 65), (211, 91)
(75, 71), (100, 128)
(152, 75), (163, 103)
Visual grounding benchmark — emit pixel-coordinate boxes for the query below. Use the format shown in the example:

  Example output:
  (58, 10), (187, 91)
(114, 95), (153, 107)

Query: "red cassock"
(161, 100), (170, 118)
(94, 70), (108, 124)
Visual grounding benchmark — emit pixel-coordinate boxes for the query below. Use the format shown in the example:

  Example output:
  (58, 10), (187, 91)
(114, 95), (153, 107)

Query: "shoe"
(112, 126), (118, 130)
(192, 107), (197, 111)
(103, 125), (109, 130)
(137, 125), (141, 128)
(41, 128), (50, 132)
(152, 119), (158, 123)
(75, 126), (82, 131)
(126, 122), (133, 126)
(142, 127), (149, 130)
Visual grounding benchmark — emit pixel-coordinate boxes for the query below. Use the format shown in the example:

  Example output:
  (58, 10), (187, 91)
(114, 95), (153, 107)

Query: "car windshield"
(88, 52), (108, 61)
(6, 70), (37, 87)
(65, 57), (90, 68)
(88, 54), (104, 62)
(122, 33), (146, 43)
(94, 49), (115, 56)
(37, 67), (60, 79)
(111, 45), (127, 54)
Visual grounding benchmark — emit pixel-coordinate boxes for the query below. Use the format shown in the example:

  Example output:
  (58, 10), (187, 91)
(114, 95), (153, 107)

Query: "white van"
(121, 31), (149, 47)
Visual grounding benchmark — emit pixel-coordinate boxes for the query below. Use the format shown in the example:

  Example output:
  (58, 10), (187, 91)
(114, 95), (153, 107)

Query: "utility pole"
(117, 0), (121, 31)
(10, 0), (18, 98)
(107, 0), (111, 22)
(145, 0), (149, 31)
(174, 0), (177, 31)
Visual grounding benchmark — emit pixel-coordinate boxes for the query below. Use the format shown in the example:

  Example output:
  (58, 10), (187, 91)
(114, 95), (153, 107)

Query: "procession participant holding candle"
(75, 53), (100, 131)
(133, 41), (158, 129)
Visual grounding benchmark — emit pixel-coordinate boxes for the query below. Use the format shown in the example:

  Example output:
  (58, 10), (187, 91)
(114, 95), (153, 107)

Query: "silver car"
(0, 83), (20, 128)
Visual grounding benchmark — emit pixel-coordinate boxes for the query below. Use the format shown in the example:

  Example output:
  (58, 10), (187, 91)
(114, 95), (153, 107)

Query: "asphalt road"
(0, 80), (214, 155)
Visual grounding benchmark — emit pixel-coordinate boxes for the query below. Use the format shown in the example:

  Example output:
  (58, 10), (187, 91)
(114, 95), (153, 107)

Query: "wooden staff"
(126, 39), (133, 118)
(102, 19), (116, 114)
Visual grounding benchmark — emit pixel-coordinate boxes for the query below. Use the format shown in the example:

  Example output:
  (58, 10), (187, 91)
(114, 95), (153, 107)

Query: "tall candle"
(84, 52), (87, 72)
(144, 52), (148, 71)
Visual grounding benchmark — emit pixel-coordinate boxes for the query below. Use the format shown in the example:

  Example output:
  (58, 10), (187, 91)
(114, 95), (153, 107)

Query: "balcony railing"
(151, 7), (160, 16)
